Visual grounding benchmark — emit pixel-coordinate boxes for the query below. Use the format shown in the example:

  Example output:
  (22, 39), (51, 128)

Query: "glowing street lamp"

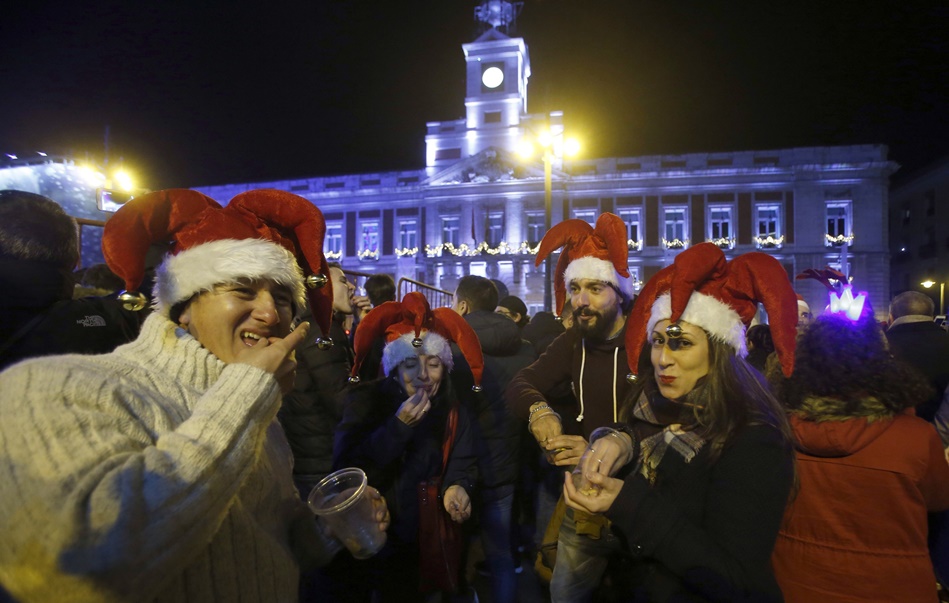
(922, 279), (946, 315)
(113, 169), (135, 192)
(519, 129), (580, 311)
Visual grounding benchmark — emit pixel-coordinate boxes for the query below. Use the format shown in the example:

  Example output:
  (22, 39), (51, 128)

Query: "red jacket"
(772, 407), (949, 602)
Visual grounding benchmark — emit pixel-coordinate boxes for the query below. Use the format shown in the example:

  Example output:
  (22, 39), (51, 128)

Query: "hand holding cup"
(569, 427), (636, 495)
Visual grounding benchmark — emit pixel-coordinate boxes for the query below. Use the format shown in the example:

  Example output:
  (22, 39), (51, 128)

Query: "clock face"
(481, 66), (504, 89)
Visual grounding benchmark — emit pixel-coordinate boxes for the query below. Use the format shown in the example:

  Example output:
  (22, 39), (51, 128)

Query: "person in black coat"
(452, 276), (537, 603)
(886, 290), (949, 423)
(280, 264), (362, 499)
(334, 292), (483, 602)
(0, 190), (143, 371)
(559, 243), (797, 602)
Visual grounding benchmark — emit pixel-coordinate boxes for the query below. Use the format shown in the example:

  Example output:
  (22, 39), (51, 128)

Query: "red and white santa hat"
(101, 188), (335, 339)
(626, 242), (798, 378)
(349, 291), (484, 390)
(534, 212), (633, 315)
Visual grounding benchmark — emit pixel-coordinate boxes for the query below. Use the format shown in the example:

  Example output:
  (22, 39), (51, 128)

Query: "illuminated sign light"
(829, 285), (867, 322)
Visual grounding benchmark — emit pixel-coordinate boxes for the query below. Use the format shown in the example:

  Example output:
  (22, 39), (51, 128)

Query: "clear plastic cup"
(308, 467), (386, 559)
(544, 446), (569, 465)
(571, 443), (602, 496)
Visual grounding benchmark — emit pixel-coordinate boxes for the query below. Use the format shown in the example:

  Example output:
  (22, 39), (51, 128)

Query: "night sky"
(1, 0), (947, 189)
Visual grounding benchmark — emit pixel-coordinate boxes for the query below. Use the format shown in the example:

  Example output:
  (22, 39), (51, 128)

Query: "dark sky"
(1, 0), (947, 189)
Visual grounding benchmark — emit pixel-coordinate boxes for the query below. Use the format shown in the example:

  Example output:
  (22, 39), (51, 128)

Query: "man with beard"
(505, 213), (634, 596)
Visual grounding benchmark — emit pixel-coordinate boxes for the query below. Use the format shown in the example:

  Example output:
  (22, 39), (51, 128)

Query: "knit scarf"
(630, 390), (708, 484)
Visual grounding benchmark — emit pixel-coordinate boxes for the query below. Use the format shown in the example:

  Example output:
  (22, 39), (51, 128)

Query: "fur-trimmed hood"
(790, 396), (901, 458)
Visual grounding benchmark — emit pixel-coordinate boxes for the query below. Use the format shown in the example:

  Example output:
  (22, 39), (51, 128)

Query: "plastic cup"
(571, 445), (602, 497)
(308, 467), (386, 559)
(544, 446), (569, 465)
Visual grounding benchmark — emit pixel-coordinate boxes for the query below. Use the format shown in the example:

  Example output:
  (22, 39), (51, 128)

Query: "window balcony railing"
(825, 233), (854, 247)
(707, 237), (735, 250)
(662, 237), (689, 250)
(754, 235), (784, 250)
(394, 247), (419, 258)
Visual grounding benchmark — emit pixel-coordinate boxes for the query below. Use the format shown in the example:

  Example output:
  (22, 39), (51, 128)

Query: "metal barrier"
(341, 271), (452, 308)
(397, 277), (453, 309)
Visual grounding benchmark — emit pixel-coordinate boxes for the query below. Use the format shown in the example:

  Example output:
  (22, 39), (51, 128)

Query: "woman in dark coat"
(333, 292), (482, 602)
(552, 243), (799, 602)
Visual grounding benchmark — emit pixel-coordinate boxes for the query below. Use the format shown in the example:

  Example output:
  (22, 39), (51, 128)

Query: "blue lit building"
(1, 2), (897, 318)
(193, 2), (896, 316)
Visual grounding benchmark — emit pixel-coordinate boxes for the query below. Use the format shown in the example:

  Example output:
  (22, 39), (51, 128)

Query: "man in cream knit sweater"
(0, 189), (388, 602)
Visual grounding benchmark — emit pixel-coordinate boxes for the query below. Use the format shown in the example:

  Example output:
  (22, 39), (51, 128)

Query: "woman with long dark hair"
(770, 300), (949, 602)
(555, 243), (799, 602)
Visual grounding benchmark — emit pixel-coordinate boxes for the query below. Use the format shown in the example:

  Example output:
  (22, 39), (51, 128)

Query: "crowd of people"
(1, 188), (949, 603)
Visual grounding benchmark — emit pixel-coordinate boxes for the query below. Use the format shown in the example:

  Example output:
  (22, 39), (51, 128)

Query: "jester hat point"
(350, 291), (484, 390)
(101, 188), (334, 338)
(626, 242), (798, 378)
(535, 212), (632, 316)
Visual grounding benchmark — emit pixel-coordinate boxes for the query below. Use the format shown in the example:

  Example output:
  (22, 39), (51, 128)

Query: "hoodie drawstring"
(577, 341), (586, 422)
(576, 343), (621, 424)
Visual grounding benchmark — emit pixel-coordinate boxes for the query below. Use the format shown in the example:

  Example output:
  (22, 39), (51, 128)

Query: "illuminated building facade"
(889, 154), (949, 313)
(197, 3), (897, 315)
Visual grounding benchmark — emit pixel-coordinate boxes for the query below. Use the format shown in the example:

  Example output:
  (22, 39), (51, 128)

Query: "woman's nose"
(657, 344), (674, 367)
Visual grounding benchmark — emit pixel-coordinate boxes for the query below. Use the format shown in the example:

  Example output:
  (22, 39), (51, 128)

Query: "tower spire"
(474, 1), (523, 34)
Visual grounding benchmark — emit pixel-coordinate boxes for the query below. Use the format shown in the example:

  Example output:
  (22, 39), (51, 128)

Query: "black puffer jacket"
(279, 311), (353, 481)
(0, 263), (144, 371)
(452, 310), (536, 497)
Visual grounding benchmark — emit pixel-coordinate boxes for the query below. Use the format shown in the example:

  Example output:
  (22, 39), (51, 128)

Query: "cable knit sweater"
(0, 313), (332, 603)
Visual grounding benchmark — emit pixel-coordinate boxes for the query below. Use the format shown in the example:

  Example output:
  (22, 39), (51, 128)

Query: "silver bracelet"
(528, 410), (561, 431)
(528, 404), (551, 419)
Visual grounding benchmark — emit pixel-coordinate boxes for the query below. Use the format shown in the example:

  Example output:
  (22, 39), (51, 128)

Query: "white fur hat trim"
(563, 256), (633, 298)
(154, 238), (305, 317)
(646, 292), (748, 357)
(382, 331), (454, 377)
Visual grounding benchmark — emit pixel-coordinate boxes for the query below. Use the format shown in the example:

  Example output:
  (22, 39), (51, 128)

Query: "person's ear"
(178, 305), (192, 328)
(457, 300), (469, 316)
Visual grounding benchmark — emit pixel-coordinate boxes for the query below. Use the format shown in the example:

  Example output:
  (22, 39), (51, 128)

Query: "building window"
(435, 148), (462, 161)
(754, 204), (783, 248)
(662, 207), (688, 249)
(359, 221), (379, 260)
(442, 216), (460, 247)
(325, 222), (343, 259)
(617, 207), (641, 250)
(526, 212), (545, 247)
(825, 201), (853, 246)
(487, 211), (504, 247)
(708, 205), (734, 249)
(573, 209), (596, 227)
(484, 111), (502, 124)
(398, 219), (418, 251)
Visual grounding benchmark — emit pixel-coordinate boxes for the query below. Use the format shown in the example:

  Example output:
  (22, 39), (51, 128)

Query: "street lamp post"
(922, 279), (946, 315)
(519, 128), (578, 313)
(543, 147), (553, 312)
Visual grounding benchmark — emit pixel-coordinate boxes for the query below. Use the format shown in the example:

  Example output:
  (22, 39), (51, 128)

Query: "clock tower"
(426, 1), (550, 170)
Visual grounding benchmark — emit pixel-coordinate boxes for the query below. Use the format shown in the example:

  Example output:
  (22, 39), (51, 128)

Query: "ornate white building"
(194, 1), (897, 316)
